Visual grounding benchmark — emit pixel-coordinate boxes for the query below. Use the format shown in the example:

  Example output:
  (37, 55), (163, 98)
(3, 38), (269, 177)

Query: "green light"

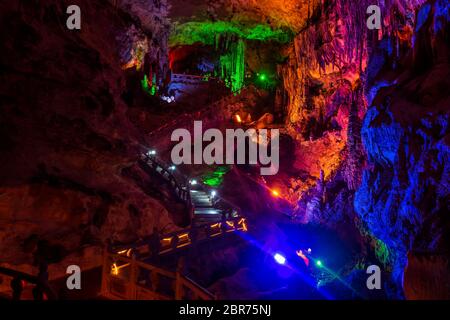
(254, 70), (278, 90)
(169, 21), (293, 47)
(316, 260), (323, 267)
(169, 21), (292, 94)
(141, 75), (157, 96)
(202, 166), (230, 187)
(219, 39), (245, 93)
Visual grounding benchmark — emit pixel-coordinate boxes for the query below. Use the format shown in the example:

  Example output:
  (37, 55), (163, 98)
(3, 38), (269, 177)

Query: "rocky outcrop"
(355, 0), (449, 294)
(0, 0), (173, 280)
(274, 0), (448, 298)
(403, 251), (450, 299)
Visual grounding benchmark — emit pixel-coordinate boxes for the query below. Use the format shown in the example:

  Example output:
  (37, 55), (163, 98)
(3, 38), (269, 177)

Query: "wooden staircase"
(100, 153), (248, 300)
(140, 153), (241, 227)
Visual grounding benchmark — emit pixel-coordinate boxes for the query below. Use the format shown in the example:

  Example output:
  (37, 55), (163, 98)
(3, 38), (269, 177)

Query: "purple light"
(274, 253), (286, 265)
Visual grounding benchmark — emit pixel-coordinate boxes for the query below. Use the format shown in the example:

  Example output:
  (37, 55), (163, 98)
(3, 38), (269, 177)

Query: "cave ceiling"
(168, 0), (321, 46)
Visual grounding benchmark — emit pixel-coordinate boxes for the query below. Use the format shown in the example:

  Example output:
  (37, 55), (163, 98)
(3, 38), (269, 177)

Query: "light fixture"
(190, 179), (197, 185)
(274, 253), (286, 265)
(148, 149), (156, 156)
(271, 190), (280, 197)
(169, 165), (176, 171)
(316, 260), (323, 268)
(161, 95), (175, 103)
(210, 190), (216, 198)
(259, 73), (267, 81)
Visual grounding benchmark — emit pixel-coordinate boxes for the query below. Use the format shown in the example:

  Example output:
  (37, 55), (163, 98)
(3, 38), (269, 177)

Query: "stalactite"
(344, 86), (365, 190)
(281, 0), (428, 136)
(219, 38), (245, 94)
(305, 170), (327, 222)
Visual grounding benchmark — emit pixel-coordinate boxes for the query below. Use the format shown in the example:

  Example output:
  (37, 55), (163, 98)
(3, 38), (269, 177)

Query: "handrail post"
(100, 246), (110, 297)
(11, 277), (23, 300)
(175, 271), (183, 300)
(129, 254), (137, 299)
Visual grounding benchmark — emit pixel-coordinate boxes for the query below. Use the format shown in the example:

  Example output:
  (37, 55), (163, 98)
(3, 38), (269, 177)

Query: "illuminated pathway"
(99, 153), (249, 299)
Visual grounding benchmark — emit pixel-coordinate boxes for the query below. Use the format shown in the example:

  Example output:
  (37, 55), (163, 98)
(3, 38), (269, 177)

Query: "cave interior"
(0, 0), (449, 300)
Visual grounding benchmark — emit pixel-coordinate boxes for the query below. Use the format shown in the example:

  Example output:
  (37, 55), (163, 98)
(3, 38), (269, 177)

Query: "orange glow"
(117, 249), (132, 257)
(111, 263), (119, 275)
(271, 190), (280, 197)
(161, 237), (172, 243)
(121, 59), (138, 70)
(238, 218), (248, 232)
(235, 114), (242, 123)
(111, 262), (131, 275)
(178, 233), (189, 241)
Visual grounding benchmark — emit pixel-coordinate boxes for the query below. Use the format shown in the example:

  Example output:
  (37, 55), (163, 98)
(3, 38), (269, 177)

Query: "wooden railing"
(140, 154), (191, 204)
(171, 73), (215, 84)
(140, 151), (245, 224)
(101, 251), (215, 300)
(0, 266), (55, 300)
(112, 216), (248, 258)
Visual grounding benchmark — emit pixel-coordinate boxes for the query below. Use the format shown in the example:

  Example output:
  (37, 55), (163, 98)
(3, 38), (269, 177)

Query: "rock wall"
(279, 0), (448, 296)
(279, 0), (372, 219)
(355, 0), (449, 291)
(0, 0), (173, 279)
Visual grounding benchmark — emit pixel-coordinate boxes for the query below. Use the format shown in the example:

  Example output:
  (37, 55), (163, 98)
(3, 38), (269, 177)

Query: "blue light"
(274, 253), (286, 265)
(415, 4), (431, 32)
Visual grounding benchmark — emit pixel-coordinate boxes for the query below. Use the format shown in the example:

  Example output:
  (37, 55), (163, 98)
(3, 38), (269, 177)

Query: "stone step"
(193, 215), (222, 224)
(192, 199), (212, 205)
(192, 196), (210, 201)
(194, 214), (222, 220)
(193, 201), (213, 206)
(194, 208), (222, 215)
(191, 194), (209, 198)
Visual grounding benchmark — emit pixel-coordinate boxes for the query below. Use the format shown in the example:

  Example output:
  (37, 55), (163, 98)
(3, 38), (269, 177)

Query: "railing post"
(129, 255), (137, 299)
(10, 277), (23, 300)
(175, 257), (186, 300)
(171, 235), (179, 250)
(150, 269), (159, 294)
(100, 246), (110, 297)
(175, 271), (183, 300)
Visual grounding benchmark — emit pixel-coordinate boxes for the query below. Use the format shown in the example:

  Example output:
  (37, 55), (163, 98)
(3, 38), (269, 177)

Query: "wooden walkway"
(101, 153), (248, 300)
(101, 250), (215, 300)
(1, 152), (247, 300)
